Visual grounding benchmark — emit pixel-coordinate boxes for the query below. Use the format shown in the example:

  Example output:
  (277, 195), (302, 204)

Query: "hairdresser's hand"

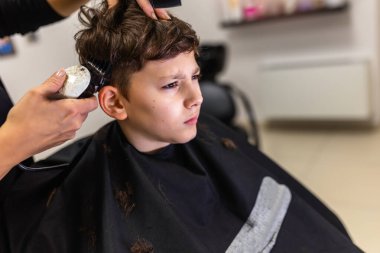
(0, 69), (98, 179)
(47, 0), (90, 17)
(107, 0), (170, 19)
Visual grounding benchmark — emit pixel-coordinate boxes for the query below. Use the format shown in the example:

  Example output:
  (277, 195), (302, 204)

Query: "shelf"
(221, 4), (349, 28)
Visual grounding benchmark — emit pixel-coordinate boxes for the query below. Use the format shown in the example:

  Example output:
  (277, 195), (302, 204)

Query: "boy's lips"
(184, 115), (199, 125)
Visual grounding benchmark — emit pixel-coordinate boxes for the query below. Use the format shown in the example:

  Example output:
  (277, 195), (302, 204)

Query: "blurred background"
(0, 0), (379, 252)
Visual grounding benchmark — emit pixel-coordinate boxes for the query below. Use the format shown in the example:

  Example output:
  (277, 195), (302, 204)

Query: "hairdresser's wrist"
(0, 124), (33, 180)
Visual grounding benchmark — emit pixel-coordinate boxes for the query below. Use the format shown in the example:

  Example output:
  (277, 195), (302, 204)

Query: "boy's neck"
(117, 121), (170, 154)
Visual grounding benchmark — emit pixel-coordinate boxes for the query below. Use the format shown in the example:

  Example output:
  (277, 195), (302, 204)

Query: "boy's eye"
(192, 74), (201, 80)
(162, 82), (178, 89)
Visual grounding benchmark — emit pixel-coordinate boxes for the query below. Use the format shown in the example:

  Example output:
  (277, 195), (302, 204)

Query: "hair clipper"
(59, 62), (110, 99)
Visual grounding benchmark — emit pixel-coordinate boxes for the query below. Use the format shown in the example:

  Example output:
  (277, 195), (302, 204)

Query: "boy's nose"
(185, 84), (203, 109)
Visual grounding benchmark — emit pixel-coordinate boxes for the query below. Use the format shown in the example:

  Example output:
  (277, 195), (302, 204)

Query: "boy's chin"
(174, 130), (197, 144)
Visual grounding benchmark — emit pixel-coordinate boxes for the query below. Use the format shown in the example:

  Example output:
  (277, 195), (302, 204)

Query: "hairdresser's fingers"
(37, 69), (67, 95)
(107, 0), (117, 8)
(107, 0), (170, 19)
(155, 8), (171, 20)
(69, 96), (98, 114)
(136, 0), (157, 19)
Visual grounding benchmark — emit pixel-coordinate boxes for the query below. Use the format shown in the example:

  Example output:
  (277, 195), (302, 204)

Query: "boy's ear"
(98, 86), (128, 120)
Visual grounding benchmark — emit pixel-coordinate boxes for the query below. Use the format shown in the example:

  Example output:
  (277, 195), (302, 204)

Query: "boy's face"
(118, 50), (203, 153)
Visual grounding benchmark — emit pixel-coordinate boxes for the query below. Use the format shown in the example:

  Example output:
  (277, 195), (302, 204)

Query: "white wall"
(174, 0), (380, 123)
(0, 0), (379, 159)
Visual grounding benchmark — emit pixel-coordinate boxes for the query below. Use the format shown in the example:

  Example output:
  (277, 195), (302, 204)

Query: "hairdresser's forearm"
(0, 126), (31, 180)
(0, 0), (64, 37)
(47, 0), (89, 17)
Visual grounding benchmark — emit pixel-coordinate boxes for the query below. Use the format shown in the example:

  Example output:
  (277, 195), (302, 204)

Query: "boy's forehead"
(142, 51), (199, 75)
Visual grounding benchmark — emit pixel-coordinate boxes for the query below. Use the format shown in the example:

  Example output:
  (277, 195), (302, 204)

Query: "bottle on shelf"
(220, 0), (243, 23)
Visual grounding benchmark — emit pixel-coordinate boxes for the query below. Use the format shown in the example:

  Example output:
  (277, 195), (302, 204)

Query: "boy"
(0, 1), (363, 252)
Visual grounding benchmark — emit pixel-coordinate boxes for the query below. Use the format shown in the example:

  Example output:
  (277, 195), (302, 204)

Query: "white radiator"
(257, 59), (371, 121)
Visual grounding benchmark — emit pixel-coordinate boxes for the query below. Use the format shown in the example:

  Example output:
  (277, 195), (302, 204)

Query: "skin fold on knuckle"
(73, 119), (83, 131)
(62, 100), (81, 119)
(25, 89), (42, 104)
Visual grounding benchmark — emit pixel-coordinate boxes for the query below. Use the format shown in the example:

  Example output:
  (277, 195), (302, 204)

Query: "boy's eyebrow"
(158, 67), (201, 80)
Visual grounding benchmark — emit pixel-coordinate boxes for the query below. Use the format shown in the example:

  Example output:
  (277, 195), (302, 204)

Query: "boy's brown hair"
(75, 0), (199, 95)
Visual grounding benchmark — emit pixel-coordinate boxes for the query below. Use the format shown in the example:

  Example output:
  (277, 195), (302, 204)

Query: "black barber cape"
(0, 114), (363, 253)
(0, 79), (13, 126)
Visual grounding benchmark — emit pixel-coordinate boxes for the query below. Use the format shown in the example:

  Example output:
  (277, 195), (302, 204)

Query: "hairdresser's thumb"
(41, 69), (67, 95)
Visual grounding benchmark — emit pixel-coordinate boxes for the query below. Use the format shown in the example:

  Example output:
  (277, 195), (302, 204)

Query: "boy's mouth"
(184, 115), (198, 125)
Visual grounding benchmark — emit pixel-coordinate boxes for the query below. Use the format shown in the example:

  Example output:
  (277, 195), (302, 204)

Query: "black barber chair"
(197, 44), (260, 148)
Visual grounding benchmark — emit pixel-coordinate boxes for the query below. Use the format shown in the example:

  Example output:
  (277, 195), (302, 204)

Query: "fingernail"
(165, 13), (171, 20)
(151, 12), (158, 20)
(56, 68), (66, 77)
